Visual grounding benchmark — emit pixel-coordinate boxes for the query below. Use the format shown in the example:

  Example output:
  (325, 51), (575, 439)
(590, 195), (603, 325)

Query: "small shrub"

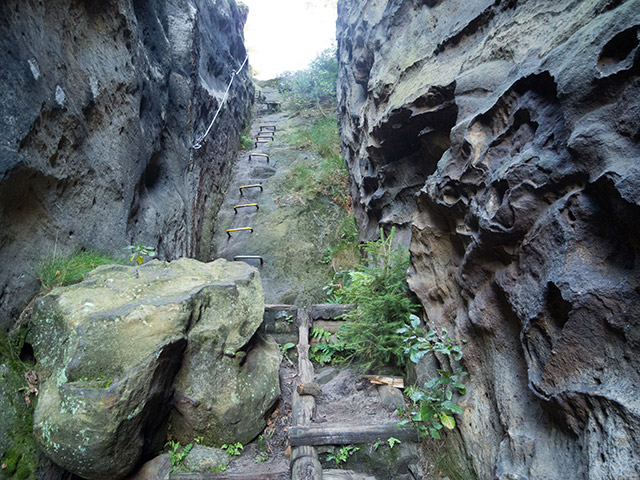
(325, 228), (420, 373)
(165, 440), (194, 472)
(124, 242), (156, 265)
(325, 445), (360, 466)
(279, 47), (337, 113)
(38, 250), (125, 290)
(221, 442), (243, 456)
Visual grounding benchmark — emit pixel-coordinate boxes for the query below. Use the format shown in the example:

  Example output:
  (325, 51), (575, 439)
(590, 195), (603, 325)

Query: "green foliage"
(255, 435), (268, 463)
(240, 135), (253, 151)
(387, 437), (401, 448)
(325, 445), (360, 466)
(324, 228), (420, 373)
(221, 442), (243, 456)
(398, 315), (467, 440)
(124, 242), (156, 265)
(279, 47), (338, 112)
(282, 115), (349, 209)
(165, 440), (194, 472)
(38, 249), (125, 290)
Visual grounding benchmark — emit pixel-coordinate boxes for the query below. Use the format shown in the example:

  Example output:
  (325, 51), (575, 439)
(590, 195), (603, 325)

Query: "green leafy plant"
(398, 315), (467, 439)
(124, 242), (156, 265)
(325, 445), (360, 466)
(324, 227), (420, 373)
(388, 437), (401, 448)
(221, 442), (243, 456)
(38, 249), (125, 290)
(165, 440), (194, 472)
(255, 434), (269, 463)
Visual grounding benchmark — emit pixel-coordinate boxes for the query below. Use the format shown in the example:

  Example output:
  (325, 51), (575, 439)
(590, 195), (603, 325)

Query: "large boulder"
(170, 298), (281, 445)
(28, 258), (269, 480)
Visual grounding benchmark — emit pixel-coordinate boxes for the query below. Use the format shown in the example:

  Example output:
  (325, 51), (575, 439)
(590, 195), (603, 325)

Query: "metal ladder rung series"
(226, 227), (253, 237)
(238, 184), (263, 195)
(249, 153), (270, 162)
(233, 203), (259, 213)
(233, 255), (264, 265)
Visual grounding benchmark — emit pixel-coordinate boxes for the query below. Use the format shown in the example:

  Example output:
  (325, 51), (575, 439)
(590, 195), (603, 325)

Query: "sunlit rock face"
(337, 1), (640, 478)
(0, 0), (253, 329)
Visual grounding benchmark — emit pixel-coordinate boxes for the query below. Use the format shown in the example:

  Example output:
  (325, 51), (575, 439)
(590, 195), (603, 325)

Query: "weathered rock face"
(170, 263), (281, 446)
(28, 259), (274, 480)
(0, 0), (253, 329)
(337, 1), (640, 479)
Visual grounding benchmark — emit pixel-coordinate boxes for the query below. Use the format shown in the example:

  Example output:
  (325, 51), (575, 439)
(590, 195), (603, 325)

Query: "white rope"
(192, 54), (249, 150)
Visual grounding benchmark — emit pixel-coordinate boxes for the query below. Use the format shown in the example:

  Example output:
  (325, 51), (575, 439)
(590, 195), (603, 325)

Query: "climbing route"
(210, 86), (350, 306)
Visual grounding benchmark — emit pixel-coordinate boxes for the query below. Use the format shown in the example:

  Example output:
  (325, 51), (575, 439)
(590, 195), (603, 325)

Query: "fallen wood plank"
(289, 423), (419, 447)
(362, 375), (404, 388)
(297, 382), (322, 397)
(170, 471), (289, 479)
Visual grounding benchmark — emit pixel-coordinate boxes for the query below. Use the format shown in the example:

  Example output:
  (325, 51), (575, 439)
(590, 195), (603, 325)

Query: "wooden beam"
(170, 471), (288, 479)
(289, 423), (419, 447)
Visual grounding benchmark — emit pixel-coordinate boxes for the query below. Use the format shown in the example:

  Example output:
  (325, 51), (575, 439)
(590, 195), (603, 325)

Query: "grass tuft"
(283, 115), (350, 208)
(37, 250), (125, 291)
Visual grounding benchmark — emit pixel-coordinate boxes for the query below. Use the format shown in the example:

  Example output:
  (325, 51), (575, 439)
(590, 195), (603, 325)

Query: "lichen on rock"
(27, 258), (275, 480)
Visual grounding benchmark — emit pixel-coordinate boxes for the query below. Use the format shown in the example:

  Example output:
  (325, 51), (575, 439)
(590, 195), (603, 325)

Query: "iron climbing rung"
(249, 153), (269, 162)
(234, 255), (264, 265)
(256, 131), (274, 137)
(226, 227), (253, 237)
(254, 140), (270, 147)
(238, 184), (263, 195)
(259, 125), (277, 132)
(233, 203), (259, 213)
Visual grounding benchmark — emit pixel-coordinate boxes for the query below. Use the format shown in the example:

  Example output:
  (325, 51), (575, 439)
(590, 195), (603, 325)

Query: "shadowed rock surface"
(0, 0), (253, 329)
(27, 258), (275, 479)
(337, 0), (640, 478)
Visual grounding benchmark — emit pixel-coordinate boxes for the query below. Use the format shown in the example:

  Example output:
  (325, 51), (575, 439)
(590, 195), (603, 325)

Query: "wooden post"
(290, 309), (322, 480)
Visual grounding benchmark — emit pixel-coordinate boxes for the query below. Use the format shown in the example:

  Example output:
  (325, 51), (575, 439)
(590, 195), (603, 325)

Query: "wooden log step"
(170, 470), (289, 479)
(322, 470), (377, 480)
(363, 375), (404, 388)
(289, 423), (419, 447)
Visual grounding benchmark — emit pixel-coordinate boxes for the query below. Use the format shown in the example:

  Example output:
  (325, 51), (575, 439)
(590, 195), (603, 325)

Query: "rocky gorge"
(337, 0), (640, 478)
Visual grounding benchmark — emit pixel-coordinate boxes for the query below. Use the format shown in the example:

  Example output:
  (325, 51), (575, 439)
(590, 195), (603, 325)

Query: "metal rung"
(233, 203), (259, 213)
(259, 125), (277, 132)
(234, 255), (264, 265)
(255, 135), (274, 140)
(226, 227), (253, 237)
(239, 184), (263, 195)
(249, 153), (270, 162)
(254, 140), (270, 147)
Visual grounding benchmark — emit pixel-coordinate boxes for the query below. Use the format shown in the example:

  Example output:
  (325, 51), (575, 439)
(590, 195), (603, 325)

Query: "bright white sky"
(241, 0), (338, 79)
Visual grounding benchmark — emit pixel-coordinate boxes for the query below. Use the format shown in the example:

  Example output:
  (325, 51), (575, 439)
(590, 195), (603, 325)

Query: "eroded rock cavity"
(337, 1), (640, 478)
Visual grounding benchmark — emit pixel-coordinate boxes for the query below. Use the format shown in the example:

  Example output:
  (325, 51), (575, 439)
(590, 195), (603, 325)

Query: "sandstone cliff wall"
(0, 0), (253, 329)
(337, 1), (640, 478)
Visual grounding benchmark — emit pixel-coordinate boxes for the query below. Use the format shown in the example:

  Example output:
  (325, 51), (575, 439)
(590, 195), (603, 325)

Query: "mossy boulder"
(27, 258), (268, 480)
(170, 313), (281, 445)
